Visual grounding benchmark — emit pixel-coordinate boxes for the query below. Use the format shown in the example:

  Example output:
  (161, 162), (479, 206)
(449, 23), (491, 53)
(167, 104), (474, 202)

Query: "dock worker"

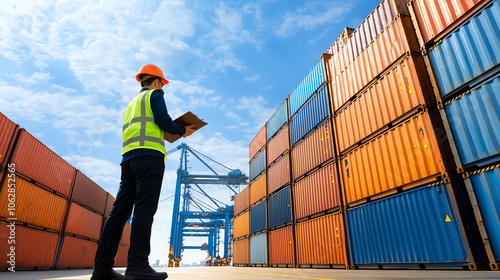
(91, 64), (196, 280)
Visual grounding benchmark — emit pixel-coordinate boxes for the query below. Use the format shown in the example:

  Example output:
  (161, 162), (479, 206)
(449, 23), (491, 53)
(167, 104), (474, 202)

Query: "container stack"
(233, 186), (250, 266)
(415, 0), (500, 270)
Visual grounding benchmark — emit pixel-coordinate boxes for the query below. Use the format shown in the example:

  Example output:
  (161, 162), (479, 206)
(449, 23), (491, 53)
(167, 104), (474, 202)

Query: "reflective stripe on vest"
(122, 89), (166, 156)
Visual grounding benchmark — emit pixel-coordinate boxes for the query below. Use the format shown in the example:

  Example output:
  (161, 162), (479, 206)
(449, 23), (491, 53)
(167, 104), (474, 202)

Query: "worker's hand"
(183, 124), (196, 138)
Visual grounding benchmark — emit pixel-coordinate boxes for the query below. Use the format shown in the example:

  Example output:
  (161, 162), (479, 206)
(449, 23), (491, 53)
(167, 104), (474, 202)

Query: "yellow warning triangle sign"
(445, 215), (451, 222)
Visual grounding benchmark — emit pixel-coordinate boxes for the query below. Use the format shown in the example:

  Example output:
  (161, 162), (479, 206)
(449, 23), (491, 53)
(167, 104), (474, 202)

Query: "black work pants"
(94, 156), (164, 271)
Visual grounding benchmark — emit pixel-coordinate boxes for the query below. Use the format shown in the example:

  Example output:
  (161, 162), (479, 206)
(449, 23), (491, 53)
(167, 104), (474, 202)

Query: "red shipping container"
(269, 226), (294, 265)
(72, 170), (107, 215)
(105, 193), (116, 217)
(249, 126), (266, 161)
(65, 202), (103, 240)
(291, 120), (334, 181)
(295, 212), (347, 267)
(267, 153), (291, 195)
(115, 244), (129, 267)
(56, 235), (97, 268)
(267, 125), (289, 166)
(10, 129), (76, 197)
(249, 173), (266, 206)
(234, 186), (249, 216)
(233, 237), (250, 265)
(0, 112), (18, 170)
(120, 223), (131, 247)
(0, 223), (59, 269)
(293, 163), (341, 220)
(0, 176), (67, 231)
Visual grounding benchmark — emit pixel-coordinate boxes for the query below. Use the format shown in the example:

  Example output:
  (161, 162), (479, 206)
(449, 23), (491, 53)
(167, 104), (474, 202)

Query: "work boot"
(125, 266), (168, 280)
(91, 268), (125, 280)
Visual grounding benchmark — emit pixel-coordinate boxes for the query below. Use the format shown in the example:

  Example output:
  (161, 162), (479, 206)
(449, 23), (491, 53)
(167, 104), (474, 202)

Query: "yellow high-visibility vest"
(122, 89), (166, 157)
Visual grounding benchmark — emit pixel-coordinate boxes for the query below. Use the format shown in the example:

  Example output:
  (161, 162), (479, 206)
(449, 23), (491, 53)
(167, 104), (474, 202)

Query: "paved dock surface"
(2, 266), (500, 280)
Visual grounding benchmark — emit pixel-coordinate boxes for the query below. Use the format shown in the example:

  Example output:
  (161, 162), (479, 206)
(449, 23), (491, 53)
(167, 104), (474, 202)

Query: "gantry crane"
(165, 143), (247, 267)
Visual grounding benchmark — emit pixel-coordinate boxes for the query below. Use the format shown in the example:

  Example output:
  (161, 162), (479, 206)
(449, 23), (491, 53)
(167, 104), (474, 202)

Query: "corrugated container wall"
(120, 223), (131, 247)
(250, 148), (266, 182)
(341, 112), (445, 205)
(267, 100), (288, 141)
(290, 86), (330, 146)
(115, 244), (129, 267)
(250, 200), (267, 234)
(267, 125), (289, 165)
(442, 74), (500, 168)
(293, 163), (341, 220)
(268, 186), (292, 228)
(269, 226), (294, 265)
(289, 58), (325, 117)
(10, 129), (75, 197)
(234, 186), (250, 215)
(0, 112), (18, 170)
(64, 202), (103, 240)
(249, 173), (266, 206)
(56, 236), (98, 268)
(233, 238), (250, 265)
(425, 0), (500, 99)
(347, 183), (471, 268)
(250, 233), (267, 264)
(267, 153), (291, 195)
(0, 177), (67, 231)
(105, 193), (116, 217)
(249, 126), (266, 161)
(72, 170), (107, 215)
(0, 224), (59, 269)
(234, 211), (250, 239)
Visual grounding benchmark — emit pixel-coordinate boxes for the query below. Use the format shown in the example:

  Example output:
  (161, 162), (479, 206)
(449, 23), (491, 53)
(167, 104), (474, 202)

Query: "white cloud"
(225, 111), (243, 122)
(236, 95), (275, 133)
(244, 74), (260, 82)
(63, 154), (121, 193)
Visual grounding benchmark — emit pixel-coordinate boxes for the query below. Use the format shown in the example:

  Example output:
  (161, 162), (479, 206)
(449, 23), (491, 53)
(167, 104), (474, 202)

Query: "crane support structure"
(166, 143), (247, 267)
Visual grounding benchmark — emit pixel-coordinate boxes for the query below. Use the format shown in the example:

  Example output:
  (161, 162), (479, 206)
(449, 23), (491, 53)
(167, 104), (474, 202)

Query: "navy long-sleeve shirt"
(122, 88), (186, 163)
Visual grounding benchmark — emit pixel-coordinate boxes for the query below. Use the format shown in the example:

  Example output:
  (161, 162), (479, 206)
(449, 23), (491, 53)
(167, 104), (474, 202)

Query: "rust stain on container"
(10, 129), (76, 197)
(295, 212), (347, 266)
(234, 211), (250, 239)
(233, 237), (250, 265)
(267, 153), (291, 195)
(120, 223), (131, 247)
(104, 193), (116, 217)
(0, 177), (67, 231)
(269, 226), (294, 265)
(341, 111), (445, 205)
(234, 185), (250, 215)
(250, 172), (266, 206)
(56, 235), (98, 268)
(115, 244), (129, 267)
(249, 125), (266, 161)
(291, 120), (334, 181)
(65, 202), (103, 240)
(335, 54), (433, 153)
(267, 125), (290, 165)
(0, 223), (59, 269)
(72, 170), (107, 215)
(0, 112), (18, 169)
(293, 163), (341, 220)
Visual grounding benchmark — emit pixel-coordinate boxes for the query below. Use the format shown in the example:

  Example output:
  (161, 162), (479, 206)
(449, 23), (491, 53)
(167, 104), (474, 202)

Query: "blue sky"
(0, 0), (380, 265)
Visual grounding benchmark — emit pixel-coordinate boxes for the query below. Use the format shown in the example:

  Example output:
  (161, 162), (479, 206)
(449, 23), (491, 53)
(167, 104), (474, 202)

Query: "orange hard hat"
(136, 64), (169, 85)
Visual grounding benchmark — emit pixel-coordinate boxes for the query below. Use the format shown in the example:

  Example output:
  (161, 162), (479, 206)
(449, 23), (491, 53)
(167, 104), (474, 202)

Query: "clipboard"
(164, 111), (207, 143)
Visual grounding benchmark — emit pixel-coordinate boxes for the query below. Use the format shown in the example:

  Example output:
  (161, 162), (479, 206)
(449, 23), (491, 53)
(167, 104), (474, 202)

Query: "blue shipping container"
(268, 186), (292, 228)
(250, 233), (267, 264)
(250, 200), (267, 234)
(289, 58), (325, 117)
(267, 100), (288, 141)
(443, 74), (500, 168)
(346, 183), (471, 268)
(290, 86), (330, 147)
(427, 0), (500, 98)
(250, 148), (266, 182)
(467, 166), (500, 261)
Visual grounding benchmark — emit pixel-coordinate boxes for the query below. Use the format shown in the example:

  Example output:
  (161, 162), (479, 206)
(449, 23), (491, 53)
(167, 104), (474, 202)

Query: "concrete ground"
(2, 266), (500, 280)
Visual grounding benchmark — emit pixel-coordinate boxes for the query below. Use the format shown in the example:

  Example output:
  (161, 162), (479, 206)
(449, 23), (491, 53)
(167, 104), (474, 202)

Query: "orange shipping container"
(267, 153), (291, 195)
(104, 193), (116, 217)
(293, 163), (341, 220)
(65, 202), (103, 240)
(291, 120), (334, 181)
(295, 212), (347, 267)
(269, 226), (294, 265)
(267, 125), (289, 166)
(233, 211), (250, 239)
(120, 223), (131, 247)
(72, 170), (107, 215)
(0, 177), (67, 231)
(329, 16), (419, 112)
(115, 244), (129, 267)
(234, 185), (249, 215)
(233, 237), (250, 265)
(0, 223), (59, 269)
(10, 129), (76, 197)
(249, 126), (266, 161)
(335, 54), (433, 153)
(341, 111), (445, 206)
(56, 235), (97, 268)
(249, 173), (266, 206)
(0, 112), (18, 170)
